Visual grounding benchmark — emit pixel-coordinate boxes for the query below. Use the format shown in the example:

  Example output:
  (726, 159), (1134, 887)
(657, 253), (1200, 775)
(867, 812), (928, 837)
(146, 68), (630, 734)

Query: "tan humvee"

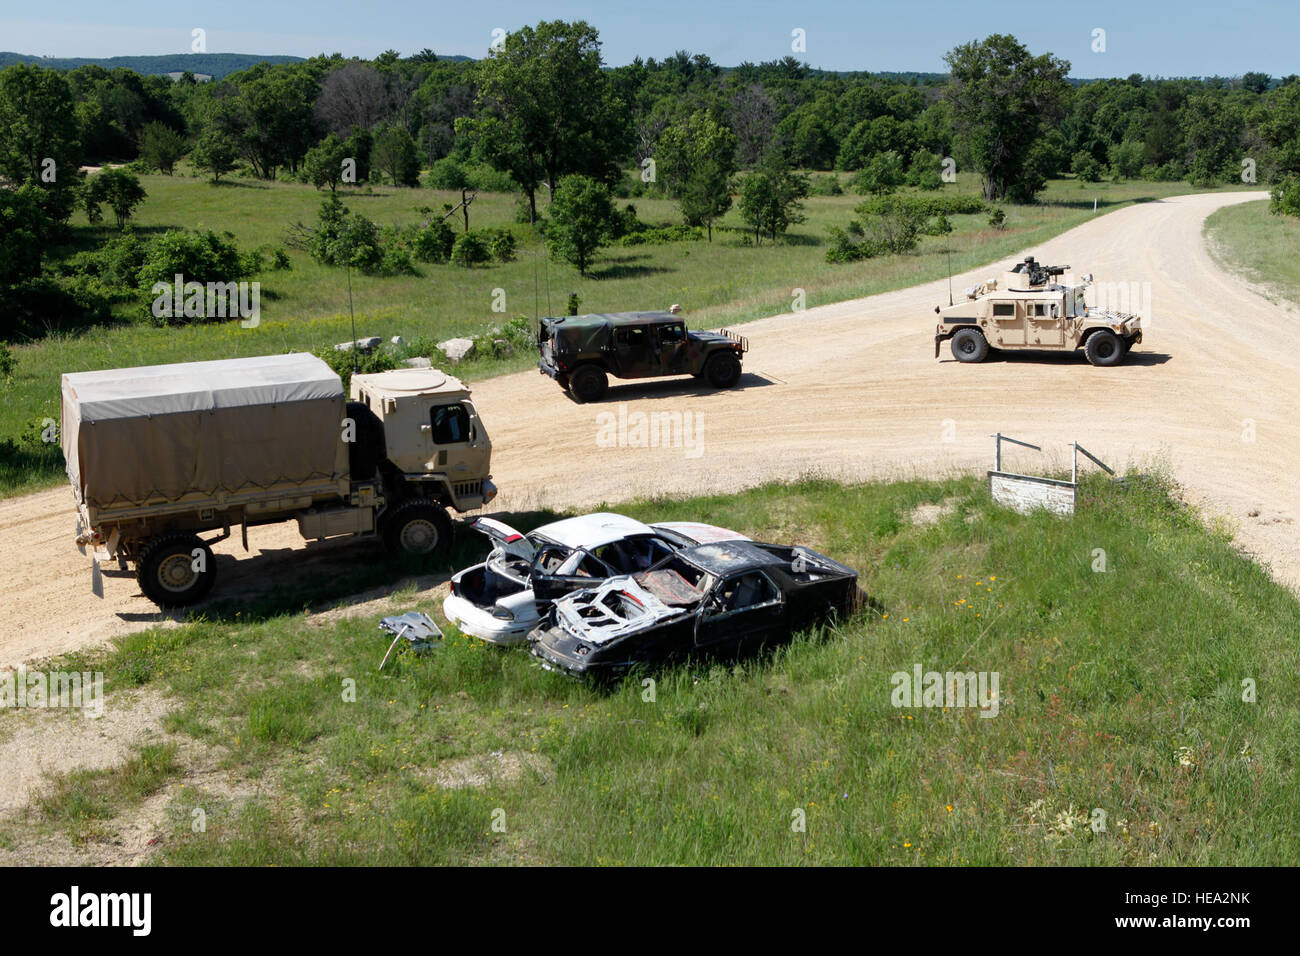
(933, 257), (1143, 366)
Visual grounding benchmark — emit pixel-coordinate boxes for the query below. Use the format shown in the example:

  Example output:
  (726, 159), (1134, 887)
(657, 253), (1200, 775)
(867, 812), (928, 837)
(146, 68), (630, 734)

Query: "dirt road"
(3, 190), (1293, 668)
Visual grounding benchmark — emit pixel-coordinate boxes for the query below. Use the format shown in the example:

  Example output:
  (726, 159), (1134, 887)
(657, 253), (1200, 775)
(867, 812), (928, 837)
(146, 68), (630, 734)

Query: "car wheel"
(382, 499), (451, 556)
(951, 328), (989, 363)
(1084, 330), (1123, 366)
(137, 533), (216, 608)
(569, 365), (608, 403)
(704, 351), (742, 388)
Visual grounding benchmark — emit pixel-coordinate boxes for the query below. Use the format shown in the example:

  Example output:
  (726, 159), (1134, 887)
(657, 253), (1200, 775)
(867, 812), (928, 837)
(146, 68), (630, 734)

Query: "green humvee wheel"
(704, 351), (742, 388)
(568, 365), (609, 403)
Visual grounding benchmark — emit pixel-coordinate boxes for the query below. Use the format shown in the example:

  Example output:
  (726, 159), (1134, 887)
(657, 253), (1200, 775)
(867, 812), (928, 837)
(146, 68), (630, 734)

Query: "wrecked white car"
(442, 513), (748, 644)
(529, 540), (860, 679)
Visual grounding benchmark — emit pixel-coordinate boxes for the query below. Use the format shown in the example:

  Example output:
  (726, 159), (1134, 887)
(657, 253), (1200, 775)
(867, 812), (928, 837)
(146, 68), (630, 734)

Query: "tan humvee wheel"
(951, 328), (989, 363)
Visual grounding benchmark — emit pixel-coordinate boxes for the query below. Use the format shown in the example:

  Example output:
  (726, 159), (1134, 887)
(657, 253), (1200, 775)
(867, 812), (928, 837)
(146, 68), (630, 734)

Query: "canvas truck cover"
(544, 312), (676, 355)
(62, 353), (349, 512)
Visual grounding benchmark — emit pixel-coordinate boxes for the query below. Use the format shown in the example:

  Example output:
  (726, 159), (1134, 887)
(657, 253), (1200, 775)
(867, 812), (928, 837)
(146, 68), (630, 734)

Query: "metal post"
(995, 433), (1001, 472)
(1072, 442), (1078, 484)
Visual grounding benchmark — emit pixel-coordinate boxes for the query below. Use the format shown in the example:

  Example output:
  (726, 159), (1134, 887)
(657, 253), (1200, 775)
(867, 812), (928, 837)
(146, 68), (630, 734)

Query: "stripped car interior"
(529, 540), (860, 678)
(443, 513), (749, 644)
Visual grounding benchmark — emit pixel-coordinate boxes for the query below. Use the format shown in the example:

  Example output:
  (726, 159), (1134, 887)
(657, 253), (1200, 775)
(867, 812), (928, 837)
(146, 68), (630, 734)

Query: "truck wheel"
(568, 365), (608, 403)
(951, 328), (989, 363)
(704, 351), (742, 388)
(383, 499), (452, 556)
(1084, 330), (1123, 366)
(137, 533), (216, 608)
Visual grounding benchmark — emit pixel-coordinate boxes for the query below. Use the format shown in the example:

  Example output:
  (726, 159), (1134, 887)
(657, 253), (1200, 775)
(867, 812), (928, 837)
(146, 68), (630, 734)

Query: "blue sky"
(1, 0), (1294, 77)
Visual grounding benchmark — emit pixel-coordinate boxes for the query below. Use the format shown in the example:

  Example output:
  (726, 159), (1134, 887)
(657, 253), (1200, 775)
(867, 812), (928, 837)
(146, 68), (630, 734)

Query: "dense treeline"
(6, 27), (1298, 190)
(4, 21), (1300, 339)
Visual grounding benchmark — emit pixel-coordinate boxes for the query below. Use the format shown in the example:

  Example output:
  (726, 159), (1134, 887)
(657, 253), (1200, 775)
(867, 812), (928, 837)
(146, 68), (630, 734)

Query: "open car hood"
(471, 517), (536, 562)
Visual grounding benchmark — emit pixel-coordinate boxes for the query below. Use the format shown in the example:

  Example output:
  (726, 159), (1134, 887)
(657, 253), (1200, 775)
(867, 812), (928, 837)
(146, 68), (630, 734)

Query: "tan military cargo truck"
(62, 353), (496, 608)
(933, 256), (1143, 366)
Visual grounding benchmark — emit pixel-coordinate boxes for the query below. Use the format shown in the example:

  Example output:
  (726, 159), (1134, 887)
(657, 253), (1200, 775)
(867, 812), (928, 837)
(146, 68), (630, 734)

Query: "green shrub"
(136, 230), (249, 290)
(314, 344), (400, 392)
(462, 163), (518, 193)
(4, 276), (111, 337)
(616, 224), (706, 246)
(424, 158), (470, 191)
(0, 342), (15, 382)
(988, 206), (1007, 229)
(486, 229), (518, 263)
(450, 232), (490, 268)
(60, 232), (147, 297)
(807, 173), (843, 196)
(412, 219), (456, 263)
(854, 193), (985, 217)
(270, 248), (292, 270)
(1270, 176), (1300, 218)
(1072, 150), (1104, 183)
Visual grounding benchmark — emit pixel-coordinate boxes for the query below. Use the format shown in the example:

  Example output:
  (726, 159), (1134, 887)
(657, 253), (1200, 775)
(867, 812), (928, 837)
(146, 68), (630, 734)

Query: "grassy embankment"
(0, 173), (1255, 498)
(4, 473), (1296, 865)
(1204, 197), (1300, 310)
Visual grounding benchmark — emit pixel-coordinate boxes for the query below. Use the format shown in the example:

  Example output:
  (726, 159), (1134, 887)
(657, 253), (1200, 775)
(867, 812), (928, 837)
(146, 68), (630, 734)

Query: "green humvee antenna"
(347, 245), (358, 376)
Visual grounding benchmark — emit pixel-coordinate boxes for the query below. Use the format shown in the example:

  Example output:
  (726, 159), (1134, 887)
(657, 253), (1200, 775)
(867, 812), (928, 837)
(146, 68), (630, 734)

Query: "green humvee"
(536, 311), (749, 403)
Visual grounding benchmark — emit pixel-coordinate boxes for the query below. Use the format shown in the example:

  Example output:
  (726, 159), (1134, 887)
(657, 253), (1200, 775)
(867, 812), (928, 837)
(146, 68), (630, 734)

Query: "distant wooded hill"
(0, 52), (474, 79)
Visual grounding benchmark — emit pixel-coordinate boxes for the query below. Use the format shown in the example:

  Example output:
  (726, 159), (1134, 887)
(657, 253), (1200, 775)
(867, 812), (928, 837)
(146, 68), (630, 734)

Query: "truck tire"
(951, 328), (989, 363)
(382, 499), (452, 556)
(345, 401), (387, 479)
(704, 351), (742, 388)
(1084, 330), (1123, 367)
(568, 365), (608, 403)
(137, 533), (217, 608)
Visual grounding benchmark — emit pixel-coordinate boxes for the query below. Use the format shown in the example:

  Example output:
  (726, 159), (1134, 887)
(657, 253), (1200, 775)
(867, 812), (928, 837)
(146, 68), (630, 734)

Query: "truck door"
(989, 301), (1026, 346)
(429, 400), (489, 486)
(1028, 301), (1066, 347)
(655, 322), (689, 374)
(613, 325), (652, 376)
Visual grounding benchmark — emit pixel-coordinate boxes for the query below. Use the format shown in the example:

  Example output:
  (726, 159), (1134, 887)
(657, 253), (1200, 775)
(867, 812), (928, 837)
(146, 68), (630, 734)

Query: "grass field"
(1205, 198), (1300, 309)
(6, 473), (1297, 865)
(0, 171), (1255, 498)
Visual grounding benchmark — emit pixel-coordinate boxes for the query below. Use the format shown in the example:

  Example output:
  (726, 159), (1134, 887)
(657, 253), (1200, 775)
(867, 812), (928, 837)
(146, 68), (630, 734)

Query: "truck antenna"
(346, 253), (358, 376)
(947, 245), (954, 306)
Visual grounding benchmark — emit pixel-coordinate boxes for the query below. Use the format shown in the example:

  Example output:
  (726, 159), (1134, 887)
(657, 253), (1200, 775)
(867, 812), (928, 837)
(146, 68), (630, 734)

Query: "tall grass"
(18, 473), (1298, 865)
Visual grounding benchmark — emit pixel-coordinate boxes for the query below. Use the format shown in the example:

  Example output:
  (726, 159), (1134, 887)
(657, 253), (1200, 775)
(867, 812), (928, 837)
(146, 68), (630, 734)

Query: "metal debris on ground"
(378, 611), (444, 670)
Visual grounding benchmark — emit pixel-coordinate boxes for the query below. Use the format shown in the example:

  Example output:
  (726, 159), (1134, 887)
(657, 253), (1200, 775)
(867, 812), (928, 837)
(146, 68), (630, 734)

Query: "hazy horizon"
(2, 0), (1295, 78)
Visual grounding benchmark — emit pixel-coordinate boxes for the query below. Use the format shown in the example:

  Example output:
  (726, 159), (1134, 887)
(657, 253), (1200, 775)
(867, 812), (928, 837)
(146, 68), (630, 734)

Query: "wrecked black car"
(528, 540), (860, 679)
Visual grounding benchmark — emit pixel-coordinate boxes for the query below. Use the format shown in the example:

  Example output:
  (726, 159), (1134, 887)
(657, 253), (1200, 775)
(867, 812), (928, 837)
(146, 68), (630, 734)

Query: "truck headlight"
(481, 479), (498, 504)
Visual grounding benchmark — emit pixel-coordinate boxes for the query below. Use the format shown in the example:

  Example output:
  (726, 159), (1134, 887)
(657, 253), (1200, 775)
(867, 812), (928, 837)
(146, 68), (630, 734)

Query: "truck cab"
(350, 368), (494, 513)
